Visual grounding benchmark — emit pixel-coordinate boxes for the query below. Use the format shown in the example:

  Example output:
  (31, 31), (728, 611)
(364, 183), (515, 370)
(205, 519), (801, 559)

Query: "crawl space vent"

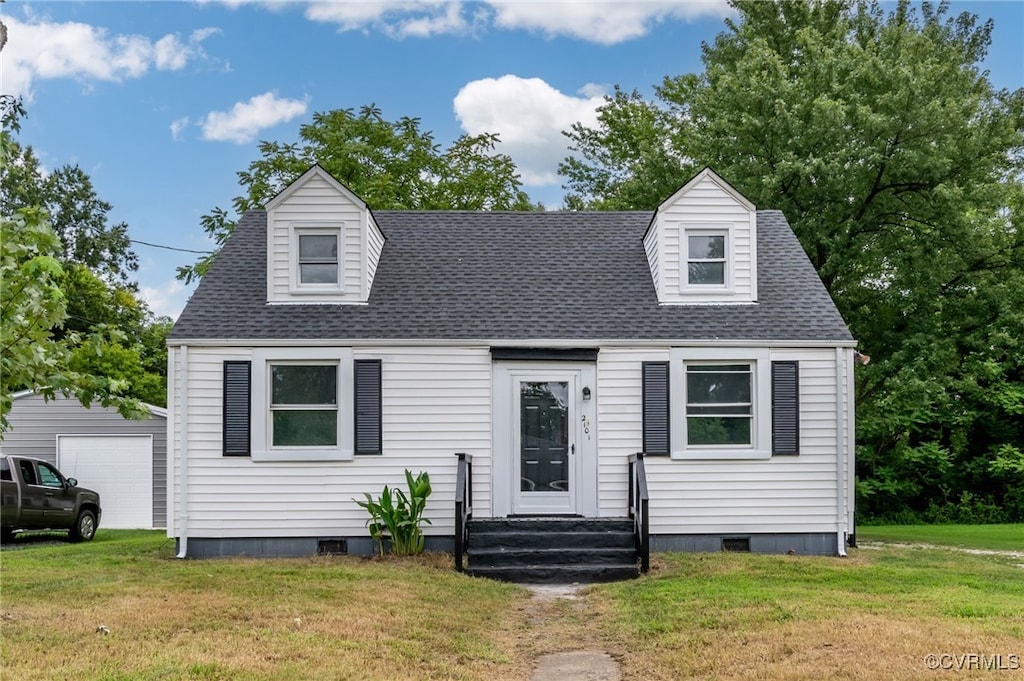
(722, 537), (751, 552)
(317, 539), (347, 555)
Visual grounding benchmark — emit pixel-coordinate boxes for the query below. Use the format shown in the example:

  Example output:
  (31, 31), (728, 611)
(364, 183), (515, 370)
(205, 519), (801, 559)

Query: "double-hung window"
(298, 234), (338, 285)
(679, 224), (734, 294)
(291, 224), (343, 292)
(686, 231), (727, 286)
(663, 349), (775, 460)
(685, 364), (753, 446)
(223, 349), (383, 461)
(269, 364), (338, 446)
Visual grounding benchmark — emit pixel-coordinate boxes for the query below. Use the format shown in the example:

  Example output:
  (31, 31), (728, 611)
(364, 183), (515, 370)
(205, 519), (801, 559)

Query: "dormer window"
(681, 225), (733, 292)
(290, 224), (344, 293)
(645, 168), (755, 304)
(299, 234), (338, 284)
(687, 232), (726, 285)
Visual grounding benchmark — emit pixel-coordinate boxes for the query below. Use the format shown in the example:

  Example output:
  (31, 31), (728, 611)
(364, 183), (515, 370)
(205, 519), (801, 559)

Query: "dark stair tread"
(466, 564), (639, 584)
(468, 546), (636, 567)
(469, 518), (633, 533)
(468, 531), (635, 550)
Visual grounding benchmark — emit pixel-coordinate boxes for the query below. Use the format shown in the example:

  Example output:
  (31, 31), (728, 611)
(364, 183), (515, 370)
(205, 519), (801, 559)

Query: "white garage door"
(57, 435), (153, 529)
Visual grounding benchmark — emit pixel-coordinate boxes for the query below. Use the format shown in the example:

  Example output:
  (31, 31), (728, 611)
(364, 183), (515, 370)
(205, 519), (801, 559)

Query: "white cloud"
(170, 116), (191, 141)
(200, 92), (310, 144)
(216, 0), (727, 43)
(140, 279), (191, 321)
(487, 0), (731, 44)
(304, 1), (474, 38)
(453, 75), (606, 186)
(153, 34), (190, 71)
(1, 16), (219, 100)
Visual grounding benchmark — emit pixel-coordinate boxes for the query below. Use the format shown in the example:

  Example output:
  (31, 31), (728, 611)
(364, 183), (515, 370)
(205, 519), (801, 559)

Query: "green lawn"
(2, 530), (1023, 680)
(858, 523), (1024, 552)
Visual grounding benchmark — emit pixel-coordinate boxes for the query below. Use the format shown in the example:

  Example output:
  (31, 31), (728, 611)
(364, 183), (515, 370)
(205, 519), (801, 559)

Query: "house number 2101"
(580, 414), (591, 439)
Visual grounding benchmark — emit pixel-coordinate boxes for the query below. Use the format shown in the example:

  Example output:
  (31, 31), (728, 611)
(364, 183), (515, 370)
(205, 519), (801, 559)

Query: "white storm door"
(513, 372), (579, 515)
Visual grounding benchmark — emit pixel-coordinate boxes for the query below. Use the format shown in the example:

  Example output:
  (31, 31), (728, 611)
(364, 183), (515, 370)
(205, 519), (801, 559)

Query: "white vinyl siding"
(596, 347), (842, 535)
(366, 216), (385, 293)
(168, 342), (847, 542)
(167, 346), (492, 539)
(643, 226), (660, 291)
(267, 171), (365, 303)
(649, 170), (757, 304)
(596, 348), (669, 518)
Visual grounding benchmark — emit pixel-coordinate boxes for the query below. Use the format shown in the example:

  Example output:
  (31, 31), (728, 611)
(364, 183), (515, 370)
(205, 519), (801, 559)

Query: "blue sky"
(3, 1), (1022, 320)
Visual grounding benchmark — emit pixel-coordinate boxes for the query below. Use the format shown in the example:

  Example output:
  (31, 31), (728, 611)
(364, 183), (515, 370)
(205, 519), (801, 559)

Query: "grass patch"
(1, 531), (527, 681)
(590, 549), (1024, 680)
(858, 524), (1024, 552)
(2, 531), (1023, 680)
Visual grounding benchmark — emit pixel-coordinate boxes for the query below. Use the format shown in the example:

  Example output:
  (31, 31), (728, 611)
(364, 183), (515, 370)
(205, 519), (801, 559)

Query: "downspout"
(834, 347), (847, 557)
(176, 345), (189, 559)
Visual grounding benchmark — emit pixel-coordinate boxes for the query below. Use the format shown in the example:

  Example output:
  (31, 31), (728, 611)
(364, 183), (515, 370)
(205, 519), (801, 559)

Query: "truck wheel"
(70, 510), (97, 542)
(1, 528), (14, 544)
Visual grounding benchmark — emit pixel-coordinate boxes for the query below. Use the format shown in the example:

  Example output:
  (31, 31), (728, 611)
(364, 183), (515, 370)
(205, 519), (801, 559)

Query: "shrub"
(356, 470), (432, 556)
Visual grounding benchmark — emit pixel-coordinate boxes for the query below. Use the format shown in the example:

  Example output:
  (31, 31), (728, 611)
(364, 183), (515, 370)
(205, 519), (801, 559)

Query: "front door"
(513, 373), (578, 514)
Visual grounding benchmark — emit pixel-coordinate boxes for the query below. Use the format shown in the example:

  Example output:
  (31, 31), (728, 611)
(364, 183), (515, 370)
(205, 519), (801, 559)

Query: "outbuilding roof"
(169, 209), (853, 343)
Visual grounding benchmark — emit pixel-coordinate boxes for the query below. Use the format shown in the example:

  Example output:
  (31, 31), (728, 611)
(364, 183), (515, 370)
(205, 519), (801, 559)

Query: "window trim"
(681, 224), (734, 294)
(289, 223), (345, 294)
(251, 348), (354, 462)
(669, 348), (771, 460)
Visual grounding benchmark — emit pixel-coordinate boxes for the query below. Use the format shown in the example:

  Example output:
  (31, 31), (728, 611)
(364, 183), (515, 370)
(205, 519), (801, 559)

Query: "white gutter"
(834, 347), (848, 557)
(175, 345), (189, 559)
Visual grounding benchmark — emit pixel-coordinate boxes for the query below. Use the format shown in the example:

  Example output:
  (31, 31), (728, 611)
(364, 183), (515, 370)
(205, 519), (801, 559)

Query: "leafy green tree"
(0, 206), (146, 433)
(178, 104), (534, 283)
(1, 132), (137, 283)
(1, 96), (167, 413)
(561, 0), (1024, 521)
(58, 264), (171, 406)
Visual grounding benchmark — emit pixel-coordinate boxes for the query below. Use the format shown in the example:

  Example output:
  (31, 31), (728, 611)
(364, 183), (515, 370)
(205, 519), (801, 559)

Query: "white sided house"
(167, 165), (857, 577)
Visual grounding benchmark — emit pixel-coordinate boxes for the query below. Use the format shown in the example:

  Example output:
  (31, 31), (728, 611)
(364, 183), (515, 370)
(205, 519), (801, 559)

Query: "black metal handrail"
(628, 452), (650, 573)
(454, 452), (473, 572)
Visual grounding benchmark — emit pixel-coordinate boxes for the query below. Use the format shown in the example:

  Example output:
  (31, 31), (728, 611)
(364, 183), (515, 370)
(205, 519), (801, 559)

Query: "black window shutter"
(772, 361), (800, 455)
(642, 361), (670, 455)
(354, 359), (382, 455)
(223, 361), (251, 456)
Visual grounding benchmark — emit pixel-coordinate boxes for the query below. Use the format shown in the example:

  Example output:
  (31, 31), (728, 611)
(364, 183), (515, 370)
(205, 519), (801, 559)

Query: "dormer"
(265, 165), (385, 305)
(643, 168), (757, 305)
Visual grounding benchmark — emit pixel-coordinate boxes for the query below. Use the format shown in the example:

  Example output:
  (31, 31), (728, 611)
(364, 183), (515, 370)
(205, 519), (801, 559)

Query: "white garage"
(3, 393), (168, 531)
(57, 435), (155, 529)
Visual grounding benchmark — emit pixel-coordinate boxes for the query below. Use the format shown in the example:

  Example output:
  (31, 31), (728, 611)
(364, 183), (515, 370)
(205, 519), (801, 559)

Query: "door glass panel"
(520, 381), (569, 493)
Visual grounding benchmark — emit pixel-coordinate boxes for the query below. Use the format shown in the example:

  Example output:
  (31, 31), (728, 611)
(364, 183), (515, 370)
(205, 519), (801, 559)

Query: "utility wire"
(129, 238), (213, 254)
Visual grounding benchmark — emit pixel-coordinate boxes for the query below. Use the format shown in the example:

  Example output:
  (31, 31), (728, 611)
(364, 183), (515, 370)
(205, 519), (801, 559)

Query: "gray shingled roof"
(169, 209), (854, 342)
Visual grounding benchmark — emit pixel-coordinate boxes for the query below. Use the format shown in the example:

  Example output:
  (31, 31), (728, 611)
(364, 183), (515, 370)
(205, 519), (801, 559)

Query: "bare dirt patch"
(495, 583), (626, 681)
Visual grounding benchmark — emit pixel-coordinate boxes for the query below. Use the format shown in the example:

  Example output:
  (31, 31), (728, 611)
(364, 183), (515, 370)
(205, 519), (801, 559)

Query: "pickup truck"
(1, 454), (102, 542)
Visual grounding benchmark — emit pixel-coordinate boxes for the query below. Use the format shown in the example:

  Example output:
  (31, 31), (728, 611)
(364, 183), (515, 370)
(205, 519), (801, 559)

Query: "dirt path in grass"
(860, 541), (1024, 568)
(511, 584), (623, 681)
